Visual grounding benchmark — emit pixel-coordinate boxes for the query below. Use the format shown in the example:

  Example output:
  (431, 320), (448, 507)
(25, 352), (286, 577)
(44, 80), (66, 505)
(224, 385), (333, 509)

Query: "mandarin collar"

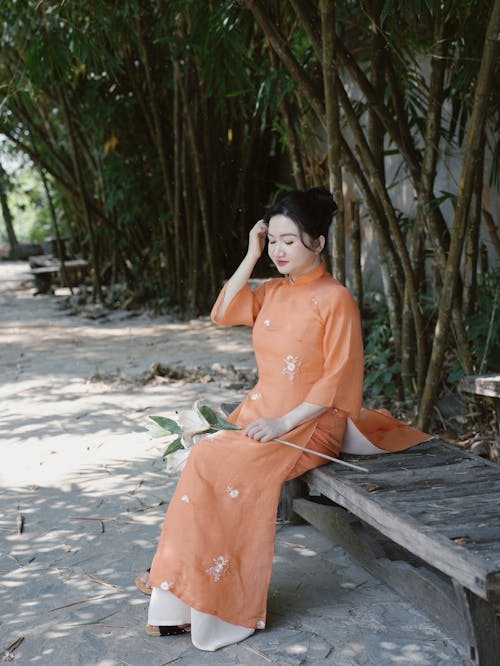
(287, 262), (326, 286)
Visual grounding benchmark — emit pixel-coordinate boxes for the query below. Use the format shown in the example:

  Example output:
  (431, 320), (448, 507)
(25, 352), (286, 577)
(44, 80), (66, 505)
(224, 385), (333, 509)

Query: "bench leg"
(277, 479), (306, 524)
(453, 581), (500, 665)
(33, 274), (54, 295)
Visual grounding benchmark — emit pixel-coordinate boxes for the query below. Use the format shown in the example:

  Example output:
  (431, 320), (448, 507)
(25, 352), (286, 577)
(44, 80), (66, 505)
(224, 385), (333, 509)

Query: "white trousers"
(148, 587), (255, 651)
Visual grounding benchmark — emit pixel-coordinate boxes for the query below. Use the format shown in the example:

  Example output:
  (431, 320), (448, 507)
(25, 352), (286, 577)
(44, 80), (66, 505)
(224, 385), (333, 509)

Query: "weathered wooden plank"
(339, 452), (482, 476)
(389, 493), (500, 511)
(340, 438), (499, 472)
(368, 479), (500, 502)
(458, 540), (500, 561)
(354, 478), (500, 499)
(302, 467), (495, 599)
(336, 461), (499, 488)
(388, 500), (500, 526)
(341, 446), (473, 473)
(439, 525), (500, 543)
(459, 374), (500, 400)
(408, 518), (500, 539)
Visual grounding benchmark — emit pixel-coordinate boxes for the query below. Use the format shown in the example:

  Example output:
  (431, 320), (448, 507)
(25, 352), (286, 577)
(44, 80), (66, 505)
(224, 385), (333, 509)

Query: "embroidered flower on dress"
(206, 555), (230, 582)
(226, 485), (239, 499)
(256, 620), (265, 630)
(250, 392), (261, 401)
(282, 354), (301, 381)
(181, 494), (190, 503)
(263, 319), (271, 327)
(160, 580), (174, 591)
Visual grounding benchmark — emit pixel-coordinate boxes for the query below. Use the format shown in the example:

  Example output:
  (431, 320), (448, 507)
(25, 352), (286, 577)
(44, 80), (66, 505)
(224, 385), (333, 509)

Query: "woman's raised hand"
(247, 219), (268, 260)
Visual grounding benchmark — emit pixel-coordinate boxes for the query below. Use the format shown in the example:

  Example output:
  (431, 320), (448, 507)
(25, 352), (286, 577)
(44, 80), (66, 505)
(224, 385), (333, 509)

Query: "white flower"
(176, 399), (211, 448)
(164, 449), (190, 474)
(181, 494), (190, 503)
(148, 399), (242, 470)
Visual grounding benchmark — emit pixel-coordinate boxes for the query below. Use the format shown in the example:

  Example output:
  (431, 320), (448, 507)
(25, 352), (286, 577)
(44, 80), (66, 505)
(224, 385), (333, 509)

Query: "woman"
(143, 187), (427, 651)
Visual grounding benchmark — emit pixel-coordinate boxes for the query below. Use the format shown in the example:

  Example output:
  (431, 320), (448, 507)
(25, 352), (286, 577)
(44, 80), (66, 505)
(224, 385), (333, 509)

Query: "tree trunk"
(172, 59), (183, 303)
(247, 0), (325, 126)
(482, 208), (500, 256)
(417, 0), (500, 431)
(320, 0), (345, 283)
(39, 167), (73, 293)
(279, 95), (307, 190)
(0, 161), (18, 250)
(180, 74), (216, 306)
(58, 86), (103, 302)
(336, 80), (427, 392)
(350, 200), (362, 310)
(463, 135), (484, 316)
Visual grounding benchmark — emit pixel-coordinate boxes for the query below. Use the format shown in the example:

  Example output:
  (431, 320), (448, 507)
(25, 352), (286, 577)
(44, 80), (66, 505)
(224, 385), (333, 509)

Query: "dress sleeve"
(210, 281), (267, 327)
(304, 287), (364, 418)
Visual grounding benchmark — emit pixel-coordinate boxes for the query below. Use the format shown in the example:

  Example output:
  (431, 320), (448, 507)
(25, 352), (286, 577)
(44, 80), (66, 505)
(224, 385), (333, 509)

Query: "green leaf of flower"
(214, 415), (241, 430)
(162, 436), (184, 459)
(148, 415), (181, 436)
(198, 405), (220, 427)
(199, 405), (240, 431)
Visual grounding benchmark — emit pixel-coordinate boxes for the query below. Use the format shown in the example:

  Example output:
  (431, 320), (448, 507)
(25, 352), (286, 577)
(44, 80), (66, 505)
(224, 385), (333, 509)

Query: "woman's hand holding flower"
(243, 417), (289, 442)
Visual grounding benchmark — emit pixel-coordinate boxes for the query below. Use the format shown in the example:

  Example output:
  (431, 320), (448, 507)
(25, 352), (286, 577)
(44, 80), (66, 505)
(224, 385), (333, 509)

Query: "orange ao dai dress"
(147, 263), (428, 651)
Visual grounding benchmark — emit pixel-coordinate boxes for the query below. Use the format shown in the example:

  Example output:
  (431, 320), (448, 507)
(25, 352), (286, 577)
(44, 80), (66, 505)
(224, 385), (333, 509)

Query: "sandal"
(145, 624), (190, 637)
(135, 568), (152, 596)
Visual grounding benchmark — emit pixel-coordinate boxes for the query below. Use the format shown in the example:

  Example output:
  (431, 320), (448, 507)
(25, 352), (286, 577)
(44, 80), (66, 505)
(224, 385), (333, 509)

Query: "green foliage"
(467, 269), (500, 373)
(0, 0), (281, 309)
(362, 299), (402, 400)
(0, 0), (497, 425)
(0, 159), (50, 243)
(447, 269), (499, 383)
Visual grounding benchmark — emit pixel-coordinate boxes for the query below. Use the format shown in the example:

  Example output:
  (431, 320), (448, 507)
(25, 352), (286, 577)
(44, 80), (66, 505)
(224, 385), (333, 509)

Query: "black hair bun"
(306, 187), (338, 218)
(263, 187), (338, 241)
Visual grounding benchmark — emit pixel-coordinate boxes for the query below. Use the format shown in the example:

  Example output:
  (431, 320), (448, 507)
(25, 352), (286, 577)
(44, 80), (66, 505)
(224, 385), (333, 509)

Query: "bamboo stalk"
(418, 0), (500, 430)
(350, 201), (363, 310)
(320, 0), (345, 284)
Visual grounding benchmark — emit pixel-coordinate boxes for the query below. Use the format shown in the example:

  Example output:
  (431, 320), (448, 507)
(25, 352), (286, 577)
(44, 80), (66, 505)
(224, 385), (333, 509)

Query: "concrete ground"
(0, 262), (469, 665)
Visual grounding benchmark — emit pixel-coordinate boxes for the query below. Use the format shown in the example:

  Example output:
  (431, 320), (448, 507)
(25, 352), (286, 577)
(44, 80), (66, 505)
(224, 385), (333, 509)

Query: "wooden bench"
(31, 259), (89, 294)
(285, 439), (500, 665)
(459, 374), (500, 457)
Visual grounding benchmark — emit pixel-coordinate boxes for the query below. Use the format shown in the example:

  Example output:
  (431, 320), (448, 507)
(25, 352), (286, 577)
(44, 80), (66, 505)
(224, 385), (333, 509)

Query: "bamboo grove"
(0, 0), (499, 429)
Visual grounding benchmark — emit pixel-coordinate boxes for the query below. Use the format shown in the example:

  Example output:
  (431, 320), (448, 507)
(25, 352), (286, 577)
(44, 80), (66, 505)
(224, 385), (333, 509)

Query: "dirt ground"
(0, 261), (469, 665)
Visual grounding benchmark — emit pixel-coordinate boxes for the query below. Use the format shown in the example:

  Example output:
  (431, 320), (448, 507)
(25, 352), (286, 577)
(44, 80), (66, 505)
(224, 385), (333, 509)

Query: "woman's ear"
(316, 235), (325, 253)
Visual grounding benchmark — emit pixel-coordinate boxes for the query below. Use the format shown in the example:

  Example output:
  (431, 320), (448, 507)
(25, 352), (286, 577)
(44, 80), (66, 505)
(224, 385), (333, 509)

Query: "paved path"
(0, 262), (468, 665)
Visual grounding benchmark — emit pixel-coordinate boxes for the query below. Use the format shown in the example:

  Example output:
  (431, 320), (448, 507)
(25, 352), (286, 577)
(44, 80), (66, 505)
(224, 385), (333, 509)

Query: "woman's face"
(267, 214), (323, 281)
